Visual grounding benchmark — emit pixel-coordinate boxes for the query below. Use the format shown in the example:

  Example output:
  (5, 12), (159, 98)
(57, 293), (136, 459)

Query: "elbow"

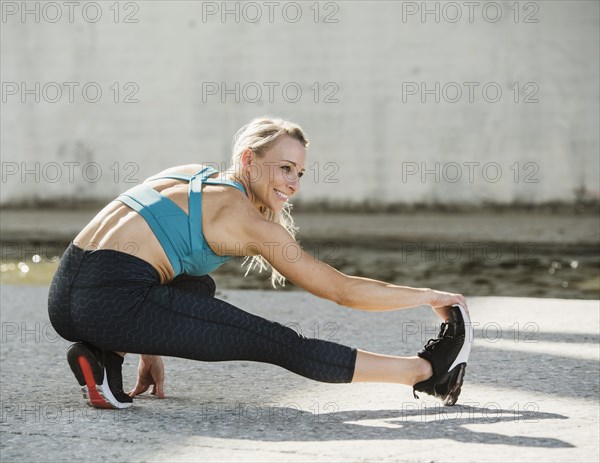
(331, 277), (355, 308)
(299, 265), (355, 307)
(316, 284), (347, 306)
(311, 280), (350, 307)
(333, 292), (348, 307)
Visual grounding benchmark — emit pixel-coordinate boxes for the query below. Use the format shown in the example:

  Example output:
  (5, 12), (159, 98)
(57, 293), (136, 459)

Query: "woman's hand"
(128, 355), (165, 399)
(427, 289), (468, 321)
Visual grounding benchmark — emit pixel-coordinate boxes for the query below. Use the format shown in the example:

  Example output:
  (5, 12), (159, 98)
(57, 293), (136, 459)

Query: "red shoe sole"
(77, 355), (114, 409)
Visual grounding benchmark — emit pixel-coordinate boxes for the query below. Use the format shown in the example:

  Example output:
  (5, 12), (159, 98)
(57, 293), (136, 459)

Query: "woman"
(48, 116), (472, 410)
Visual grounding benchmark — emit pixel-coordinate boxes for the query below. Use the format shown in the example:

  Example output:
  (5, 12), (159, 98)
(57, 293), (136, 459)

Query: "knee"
(203, 275), (216, 297)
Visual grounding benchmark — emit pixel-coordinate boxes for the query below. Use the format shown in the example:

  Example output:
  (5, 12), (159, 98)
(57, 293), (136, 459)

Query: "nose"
(287, 174), (300, 194)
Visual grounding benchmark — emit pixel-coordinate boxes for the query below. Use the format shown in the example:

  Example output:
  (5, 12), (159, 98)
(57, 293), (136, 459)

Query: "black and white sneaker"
(67, 342), (133, 409)
(413, 304), (473, 406)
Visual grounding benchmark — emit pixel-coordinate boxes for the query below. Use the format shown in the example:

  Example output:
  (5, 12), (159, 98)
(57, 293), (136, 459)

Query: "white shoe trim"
(98, 369), (132, 409)
(448, 304), (474, 372)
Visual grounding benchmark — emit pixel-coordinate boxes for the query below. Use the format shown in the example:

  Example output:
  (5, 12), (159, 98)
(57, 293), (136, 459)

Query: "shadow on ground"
(111, 402), (571, 448)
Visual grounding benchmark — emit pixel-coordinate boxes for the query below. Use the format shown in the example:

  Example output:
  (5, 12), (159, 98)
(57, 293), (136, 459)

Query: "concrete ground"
(1, 286), (598, 462)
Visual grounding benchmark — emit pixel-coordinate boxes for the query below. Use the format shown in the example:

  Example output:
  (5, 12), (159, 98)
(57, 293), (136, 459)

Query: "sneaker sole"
(447, 304), (473, 372)
(444, 304), (471, 406)
(67, 344), (132, 410)
(442, 363), (466, 406)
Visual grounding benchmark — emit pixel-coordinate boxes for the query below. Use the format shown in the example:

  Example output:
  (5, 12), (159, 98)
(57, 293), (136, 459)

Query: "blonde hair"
(231, 116), (309, 288)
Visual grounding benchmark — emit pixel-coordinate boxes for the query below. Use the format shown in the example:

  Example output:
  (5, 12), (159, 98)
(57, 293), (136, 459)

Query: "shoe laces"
(422, 322), (453, 352)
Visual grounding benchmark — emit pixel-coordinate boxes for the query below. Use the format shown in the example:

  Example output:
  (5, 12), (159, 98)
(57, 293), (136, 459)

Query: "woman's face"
(246, 135), (306, 213)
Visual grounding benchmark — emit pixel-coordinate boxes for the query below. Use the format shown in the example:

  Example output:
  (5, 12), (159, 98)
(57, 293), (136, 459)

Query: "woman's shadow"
(125, 399), (572, 448)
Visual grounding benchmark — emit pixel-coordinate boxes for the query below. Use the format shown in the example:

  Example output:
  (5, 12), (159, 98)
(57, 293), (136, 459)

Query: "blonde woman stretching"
(48, 117), (472, 410)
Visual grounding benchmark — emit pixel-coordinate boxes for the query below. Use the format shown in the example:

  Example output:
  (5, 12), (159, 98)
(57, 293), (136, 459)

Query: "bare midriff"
(73, 198), (176, 283)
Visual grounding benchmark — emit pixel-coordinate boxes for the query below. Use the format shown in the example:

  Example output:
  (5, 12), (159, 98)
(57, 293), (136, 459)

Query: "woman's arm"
(240, 216), (467, 313)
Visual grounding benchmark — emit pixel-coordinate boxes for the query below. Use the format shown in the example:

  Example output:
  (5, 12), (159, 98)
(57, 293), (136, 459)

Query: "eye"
(298, 172), (304, 178)
(282, 165), (291, 172)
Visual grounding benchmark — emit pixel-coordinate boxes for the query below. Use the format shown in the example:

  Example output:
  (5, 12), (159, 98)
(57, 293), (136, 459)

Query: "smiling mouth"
(274, 189), (289, 201)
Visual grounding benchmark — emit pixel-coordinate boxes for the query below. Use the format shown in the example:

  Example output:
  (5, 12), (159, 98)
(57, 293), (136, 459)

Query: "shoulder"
(201, 186), (276, 255)
(144, 164), (214, 181)
(217, 192), (276, 236)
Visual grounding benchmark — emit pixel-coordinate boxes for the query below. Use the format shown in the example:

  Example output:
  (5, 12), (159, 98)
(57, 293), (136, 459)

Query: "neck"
(224, 169), (265, 213)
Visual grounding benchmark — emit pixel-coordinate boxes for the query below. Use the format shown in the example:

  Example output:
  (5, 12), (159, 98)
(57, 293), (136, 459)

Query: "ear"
(240, 148), (254, 168)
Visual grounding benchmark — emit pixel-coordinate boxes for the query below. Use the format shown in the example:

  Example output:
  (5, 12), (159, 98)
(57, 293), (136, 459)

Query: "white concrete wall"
(1, 0), (598, 206)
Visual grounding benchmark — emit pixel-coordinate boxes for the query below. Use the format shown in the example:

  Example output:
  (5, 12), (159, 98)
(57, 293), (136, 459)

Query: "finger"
(435, 306), (452, 321)
(127, 383), (140, 397)
(128, 386), (143, 397)
(459, 297), (469, 314)
(128, 382), (150, 397)
(454, 298), (470, 317)
(154, 379), (166, 399)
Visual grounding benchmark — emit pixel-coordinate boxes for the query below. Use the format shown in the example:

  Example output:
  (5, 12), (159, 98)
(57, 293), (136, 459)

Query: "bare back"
(73, 164), (254, 284)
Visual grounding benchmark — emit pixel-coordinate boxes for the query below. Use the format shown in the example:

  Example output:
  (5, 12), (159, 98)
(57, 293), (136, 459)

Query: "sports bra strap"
(147, 168), (246, 195)
(201, 168), (247, 195)
(117, 166), (247, 277)
(203, 178), (247, 195)
(146, 173), (194, 182)
(188, 167), (215, 249)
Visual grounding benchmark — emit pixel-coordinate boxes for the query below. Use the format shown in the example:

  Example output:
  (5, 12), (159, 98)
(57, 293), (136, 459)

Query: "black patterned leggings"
(48, 243), (357, 383)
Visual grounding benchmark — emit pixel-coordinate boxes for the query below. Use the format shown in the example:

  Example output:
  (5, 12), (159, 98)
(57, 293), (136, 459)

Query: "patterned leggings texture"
(48, 243), (357, 383)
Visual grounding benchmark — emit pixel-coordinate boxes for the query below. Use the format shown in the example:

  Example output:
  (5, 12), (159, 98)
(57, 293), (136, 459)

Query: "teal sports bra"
(116, 166), (246, 277)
